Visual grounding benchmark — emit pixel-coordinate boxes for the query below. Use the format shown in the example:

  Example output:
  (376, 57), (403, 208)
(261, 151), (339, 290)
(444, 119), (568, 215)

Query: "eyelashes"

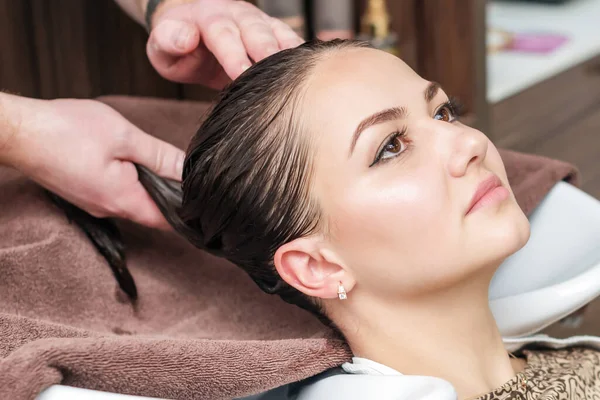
(370, 97), (462, 167)
(433, 98), (462, 123)
(370, 127), (409, 167)
(447, 96), (465, 117)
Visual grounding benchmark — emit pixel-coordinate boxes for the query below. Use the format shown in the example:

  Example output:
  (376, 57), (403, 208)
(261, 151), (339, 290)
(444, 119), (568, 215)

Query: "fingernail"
(241, 63), (251, 73)
(265, 45), (278, 55)
(174, 25), (193, 50)
(148, 40), (159, 53)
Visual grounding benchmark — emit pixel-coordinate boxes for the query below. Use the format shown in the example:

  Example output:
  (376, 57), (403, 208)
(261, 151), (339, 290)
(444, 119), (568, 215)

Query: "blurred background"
(0, 0), (599, 333)
(1, 0), (598, 200)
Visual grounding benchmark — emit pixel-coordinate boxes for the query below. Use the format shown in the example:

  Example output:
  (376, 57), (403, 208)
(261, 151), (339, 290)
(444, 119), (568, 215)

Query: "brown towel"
(0, 96), (580, 400)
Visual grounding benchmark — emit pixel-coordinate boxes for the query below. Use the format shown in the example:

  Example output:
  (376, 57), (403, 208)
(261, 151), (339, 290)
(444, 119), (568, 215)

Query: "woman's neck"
(341, 271), (522, 400)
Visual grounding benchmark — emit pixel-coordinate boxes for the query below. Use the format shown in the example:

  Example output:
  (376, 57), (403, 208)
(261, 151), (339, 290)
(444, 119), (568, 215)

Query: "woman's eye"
(434, 104), (456, 122)
(380, 134), (406, 161)
(371, 128), (409, 167)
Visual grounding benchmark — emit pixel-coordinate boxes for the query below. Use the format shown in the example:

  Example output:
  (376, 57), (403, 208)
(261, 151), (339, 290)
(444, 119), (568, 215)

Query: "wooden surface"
(492, 55), (600, 152)
(414, 0), (478, 117)
(492, 54), (600, 200)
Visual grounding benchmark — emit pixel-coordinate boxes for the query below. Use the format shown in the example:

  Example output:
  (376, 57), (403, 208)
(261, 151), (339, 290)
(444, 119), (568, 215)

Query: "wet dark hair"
(177, 39), (370, 321)
(49, 39), (370, 325)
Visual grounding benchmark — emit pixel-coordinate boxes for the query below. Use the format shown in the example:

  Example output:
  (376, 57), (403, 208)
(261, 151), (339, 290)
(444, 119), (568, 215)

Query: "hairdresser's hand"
(9, 97), (183, 230)
(146, 0), (304, 88)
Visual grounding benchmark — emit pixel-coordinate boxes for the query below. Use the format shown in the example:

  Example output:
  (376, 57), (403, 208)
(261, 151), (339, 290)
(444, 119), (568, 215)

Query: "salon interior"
(0, 0), (599, 399)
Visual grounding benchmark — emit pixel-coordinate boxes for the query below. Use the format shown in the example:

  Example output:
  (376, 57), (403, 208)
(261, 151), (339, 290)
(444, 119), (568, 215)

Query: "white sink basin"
(490, 181), (600, 337)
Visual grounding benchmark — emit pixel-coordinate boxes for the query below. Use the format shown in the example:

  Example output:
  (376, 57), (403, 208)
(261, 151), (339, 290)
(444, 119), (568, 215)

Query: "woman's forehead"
(302, 48), (429, 140)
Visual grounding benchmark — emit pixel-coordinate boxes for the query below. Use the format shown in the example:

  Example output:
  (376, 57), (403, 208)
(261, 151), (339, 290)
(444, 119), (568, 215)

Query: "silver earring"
(338, 281), (347, 300)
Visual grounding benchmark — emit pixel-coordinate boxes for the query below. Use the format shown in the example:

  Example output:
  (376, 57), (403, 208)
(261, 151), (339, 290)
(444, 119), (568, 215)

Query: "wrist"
(0, 93), (50, 174)
(0, 92), (26, 169)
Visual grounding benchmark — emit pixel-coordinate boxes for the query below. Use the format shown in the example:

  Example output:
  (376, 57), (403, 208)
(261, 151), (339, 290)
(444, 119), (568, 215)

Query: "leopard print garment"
(475, 348), (600, 400)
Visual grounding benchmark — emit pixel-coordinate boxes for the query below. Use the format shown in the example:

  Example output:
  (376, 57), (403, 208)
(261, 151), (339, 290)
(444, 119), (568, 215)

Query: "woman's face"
(303, 48), (530, 298)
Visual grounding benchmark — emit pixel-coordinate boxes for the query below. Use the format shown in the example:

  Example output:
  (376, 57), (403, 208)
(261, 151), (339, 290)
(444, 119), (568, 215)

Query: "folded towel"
(500, 148), (579, 215)
(0, 96), (580, 400)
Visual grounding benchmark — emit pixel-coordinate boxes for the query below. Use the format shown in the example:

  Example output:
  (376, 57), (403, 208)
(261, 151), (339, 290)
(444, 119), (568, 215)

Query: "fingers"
(148, 41), (225, 86)
(147, 1), (304, 83)
(120, 125), (185, 182)
(202, 15), (253, 80)
(235, 10), (280, 62)
(118, 181), (172, 230)
(229, 3), (303, 66)
(268, 17), (305, 50)
(149, 19), (200, 56)
(147, 19), (206, 83)
(201, 2), (303, 80)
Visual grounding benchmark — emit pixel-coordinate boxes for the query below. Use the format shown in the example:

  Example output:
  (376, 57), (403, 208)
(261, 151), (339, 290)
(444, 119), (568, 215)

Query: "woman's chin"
(479, 207), (531, 264)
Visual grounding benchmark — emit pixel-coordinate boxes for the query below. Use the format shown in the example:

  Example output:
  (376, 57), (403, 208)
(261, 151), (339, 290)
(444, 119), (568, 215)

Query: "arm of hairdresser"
(114, 0), (305, 87)
(0, 92), (183, 230)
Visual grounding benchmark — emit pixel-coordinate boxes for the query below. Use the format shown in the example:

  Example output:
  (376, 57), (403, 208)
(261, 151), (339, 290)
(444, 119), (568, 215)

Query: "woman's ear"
(274, 236), (355, 300)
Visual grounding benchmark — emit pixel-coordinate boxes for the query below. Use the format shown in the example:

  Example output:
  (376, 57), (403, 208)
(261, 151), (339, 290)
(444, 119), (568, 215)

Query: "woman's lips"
(466, 175), (510, 215)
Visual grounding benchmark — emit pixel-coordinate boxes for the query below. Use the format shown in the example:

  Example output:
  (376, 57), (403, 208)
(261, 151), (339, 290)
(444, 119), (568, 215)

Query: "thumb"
(119, 181), (173, 230)
(120, 125), (185, 182)
(148, 19), (200, 57)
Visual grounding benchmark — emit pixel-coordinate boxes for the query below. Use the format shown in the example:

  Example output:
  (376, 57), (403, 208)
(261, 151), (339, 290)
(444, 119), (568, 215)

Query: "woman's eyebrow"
(349, 107), (407, 156)
(348, 82), (442, 156)
(424, 81), (441, 103)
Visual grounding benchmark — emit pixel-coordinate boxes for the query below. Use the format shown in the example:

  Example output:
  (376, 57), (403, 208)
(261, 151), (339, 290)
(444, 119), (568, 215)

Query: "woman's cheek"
(331, 176), (447, 248)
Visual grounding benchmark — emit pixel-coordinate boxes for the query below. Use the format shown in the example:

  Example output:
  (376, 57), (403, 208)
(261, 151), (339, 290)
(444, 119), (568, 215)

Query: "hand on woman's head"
(146, 0), (304, 89)
(178, 40), (531, 326)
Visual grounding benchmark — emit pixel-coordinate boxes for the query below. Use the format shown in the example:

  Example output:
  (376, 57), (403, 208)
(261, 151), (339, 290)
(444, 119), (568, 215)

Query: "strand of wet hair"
(46, 164), (187, 303)
(46, 191), (138, 301)
(47, 164), (289, 302)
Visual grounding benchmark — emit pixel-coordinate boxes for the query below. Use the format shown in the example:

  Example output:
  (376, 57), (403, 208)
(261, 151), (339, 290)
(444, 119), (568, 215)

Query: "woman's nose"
(446, 126), (489, 178)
